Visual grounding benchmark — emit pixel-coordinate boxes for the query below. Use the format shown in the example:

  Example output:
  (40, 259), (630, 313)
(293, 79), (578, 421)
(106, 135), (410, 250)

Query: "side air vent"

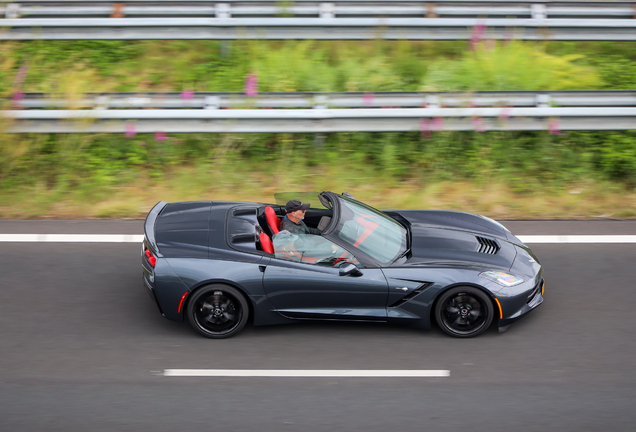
(233, 208), (257, 217)
(231, 233), (257, 245)
(476, 236), (500, 255)
(389, 282), (432, 308)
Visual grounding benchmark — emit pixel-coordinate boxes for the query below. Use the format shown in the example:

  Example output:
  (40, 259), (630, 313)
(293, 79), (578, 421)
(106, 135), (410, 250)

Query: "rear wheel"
(435, 286), (494, 338)
(187, 284), (249, 339)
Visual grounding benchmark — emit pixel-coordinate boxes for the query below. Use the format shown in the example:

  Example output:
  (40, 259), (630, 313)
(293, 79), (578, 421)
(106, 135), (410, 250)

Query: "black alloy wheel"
(435, 286), (494, 338)
(187, 284), (249, 339)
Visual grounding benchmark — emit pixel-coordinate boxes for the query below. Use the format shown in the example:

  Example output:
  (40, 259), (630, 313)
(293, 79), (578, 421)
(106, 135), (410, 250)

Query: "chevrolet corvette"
(142, 192), (544, 338)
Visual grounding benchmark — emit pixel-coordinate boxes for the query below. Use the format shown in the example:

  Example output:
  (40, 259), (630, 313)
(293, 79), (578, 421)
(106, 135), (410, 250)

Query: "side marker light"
(178, 292), (189, 313)
(148, 256), (156, 267)
(494, 297), (503, 319)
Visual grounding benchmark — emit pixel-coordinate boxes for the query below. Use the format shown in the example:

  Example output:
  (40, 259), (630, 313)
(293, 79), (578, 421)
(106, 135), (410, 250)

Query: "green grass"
(1, 40), (636, 219)
(2, 155), (635, 219)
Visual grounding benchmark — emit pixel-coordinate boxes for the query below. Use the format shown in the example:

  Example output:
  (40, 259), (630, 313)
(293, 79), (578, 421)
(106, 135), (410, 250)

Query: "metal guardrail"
(3, 91), (636, 133)
(3, 1), (636, 19)
(1, 18), (634, 41)
(4, 1), (636, 17)
(13, 91), (636, 109)
(0, 1), (635, 40)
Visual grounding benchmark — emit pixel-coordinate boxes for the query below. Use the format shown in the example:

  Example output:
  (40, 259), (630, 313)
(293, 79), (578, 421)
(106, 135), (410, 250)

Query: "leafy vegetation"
(425, 40), (600, 91)
(1, 39), (635, 218)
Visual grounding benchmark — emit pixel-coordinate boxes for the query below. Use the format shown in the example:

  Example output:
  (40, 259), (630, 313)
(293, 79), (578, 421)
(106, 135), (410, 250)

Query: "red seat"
(265, 206), (281, 235)
(260, 232), (274, 254)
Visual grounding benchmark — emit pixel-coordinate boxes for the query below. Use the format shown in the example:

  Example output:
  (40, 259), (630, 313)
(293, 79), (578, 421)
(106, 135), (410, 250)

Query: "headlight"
(479, 271), (524, 287)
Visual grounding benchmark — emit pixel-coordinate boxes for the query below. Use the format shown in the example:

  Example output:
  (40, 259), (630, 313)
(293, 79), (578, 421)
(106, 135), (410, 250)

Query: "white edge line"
(518, 235), (636, 243)
(0, 234), (145, 242)
(1, 234), (636, 244)
(163, 369), (450, 377)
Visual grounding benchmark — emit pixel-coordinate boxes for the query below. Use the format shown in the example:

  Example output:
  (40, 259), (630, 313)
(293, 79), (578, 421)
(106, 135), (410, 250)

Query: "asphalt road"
(1, 220), (636, 432)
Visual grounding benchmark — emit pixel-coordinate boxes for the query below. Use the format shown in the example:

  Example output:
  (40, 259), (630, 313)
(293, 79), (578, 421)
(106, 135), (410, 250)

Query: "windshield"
(273, 192), (325, 208)
(332, 196), (407, 264)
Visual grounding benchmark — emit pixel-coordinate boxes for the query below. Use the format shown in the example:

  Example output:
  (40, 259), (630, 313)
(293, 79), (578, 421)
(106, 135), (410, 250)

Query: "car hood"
(395, 210), (517, 270)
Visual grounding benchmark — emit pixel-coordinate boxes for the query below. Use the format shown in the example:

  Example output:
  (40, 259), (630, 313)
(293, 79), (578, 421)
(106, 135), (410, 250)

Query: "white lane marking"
(1, 234), (636, 244)
(0, 234), (144, 242)
(163, 369), (450, 378)
(518, 235), (636, 244)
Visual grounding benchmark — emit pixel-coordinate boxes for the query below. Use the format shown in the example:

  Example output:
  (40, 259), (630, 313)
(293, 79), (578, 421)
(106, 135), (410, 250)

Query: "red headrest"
(260, 232), (274, 254)
(265, 206), (281, 235)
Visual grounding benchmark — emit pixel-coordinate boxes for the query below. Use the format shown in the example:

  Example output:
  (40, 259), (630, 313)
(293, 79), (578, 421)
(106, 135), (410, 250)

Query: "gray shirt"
(280, 216), (321, 235)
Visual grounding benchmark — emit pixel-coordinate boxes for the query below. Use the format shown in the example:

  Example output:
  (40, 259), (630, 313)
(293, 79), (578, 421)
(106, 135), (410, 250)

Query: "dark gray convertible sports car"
(142, 191), (544, 339)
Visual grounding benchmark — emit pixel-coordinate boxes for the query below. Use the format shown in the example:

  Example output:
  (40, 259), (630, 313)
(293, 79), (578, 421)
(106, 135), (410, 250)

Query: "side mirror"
(339, 262), (363, 277)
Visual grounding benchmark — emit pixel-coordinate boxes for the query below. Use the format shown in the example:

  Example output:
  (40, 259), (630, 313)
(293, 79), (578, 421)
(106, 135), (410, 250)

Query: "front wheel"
(186, 284), (249, 339)
(435, 286), (494, 338)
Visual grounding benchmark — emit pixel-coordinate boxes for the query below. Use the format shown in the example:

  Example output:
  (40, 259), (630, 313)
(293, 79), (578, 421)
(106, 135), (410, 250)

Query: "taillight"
(145, 246), (156, 268)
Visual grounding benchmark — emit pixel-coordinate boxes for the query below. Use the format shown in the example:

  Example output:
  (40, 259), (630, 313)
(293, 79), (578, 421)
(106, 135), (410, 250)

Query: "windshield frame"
(322, 193), (408, 266)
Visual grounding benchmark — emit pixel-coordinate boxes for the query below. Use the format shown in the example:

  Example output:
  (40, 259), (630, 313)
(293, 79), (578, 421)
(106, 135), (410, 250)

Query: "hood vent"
(476, 236), (500, 255)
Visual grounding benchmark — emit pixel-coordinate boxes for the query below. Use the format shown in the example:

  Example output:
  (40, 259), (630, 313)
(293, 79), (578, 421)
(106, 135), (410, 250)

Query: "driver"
(280, 199), (322, 235)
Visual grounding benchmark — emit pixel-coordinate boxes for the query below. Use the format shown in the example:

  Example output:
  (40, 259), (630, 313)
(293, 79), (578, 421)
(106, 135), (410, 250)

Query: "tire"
(434, 286), (494, 338)
(186, 284), (249, 339)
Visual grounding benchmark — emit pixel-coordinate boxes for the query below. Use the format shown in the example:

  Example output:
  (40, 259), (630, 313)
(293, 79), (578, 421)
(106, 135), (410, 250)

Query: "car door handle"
(259, 265), (267, 273)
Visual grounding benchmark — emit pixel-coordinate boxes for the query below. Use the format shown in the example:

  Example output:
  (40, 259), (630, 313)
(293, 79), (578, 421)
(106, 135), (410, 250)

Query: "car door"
(263, 259), (389, 321)
(262, 233), (388, 320)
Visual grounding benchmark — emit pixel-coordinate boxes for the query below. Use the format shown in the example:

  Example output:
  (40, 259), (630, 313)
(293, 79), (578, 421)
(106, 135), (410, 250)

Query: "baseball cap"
(285, 199), (310, 213)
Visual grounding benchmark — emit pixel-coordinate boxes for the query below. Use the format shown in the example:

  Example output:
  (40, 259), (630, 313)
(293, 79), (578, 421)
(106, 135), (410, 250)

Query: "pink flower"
(432, 117), (444, 131)
(245, 73), (258, 97)
(181, 90), (194, 100)
(549, 118), (561, 135)
(498, 107), (512, 121)
(363, 92), (375, 106)
(125, 122), (136, 138)
(469, 23), (487, 50)
(472, 117), (486, 132)
(154, 132), (167, 142)
(12, 92), (24, 102)
(420, 118), (431, 137)
(13, 63), (29, 87)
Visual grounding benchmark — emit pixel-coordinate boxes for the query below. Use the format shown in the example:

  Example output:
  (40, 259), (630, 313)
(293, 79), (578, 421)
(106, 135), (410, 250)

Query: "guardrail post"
(5, 3), (20, 19)
(426, 3), (437, 18)
(204, 96), (220, 110)
(320, 3), (335, 19)
(536, 94), (552, 130)
(425, 95), (440, 108)
(111, 3), (125, 18)
(531, 4), (547, 20)
(536, 94), (551, 107)
(313, 95), (328, 110)
(216, 3), (231, 19)
(313, 95), (328, 148)
(94, 96), (110, 110)
(217, 4), (232, 55)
